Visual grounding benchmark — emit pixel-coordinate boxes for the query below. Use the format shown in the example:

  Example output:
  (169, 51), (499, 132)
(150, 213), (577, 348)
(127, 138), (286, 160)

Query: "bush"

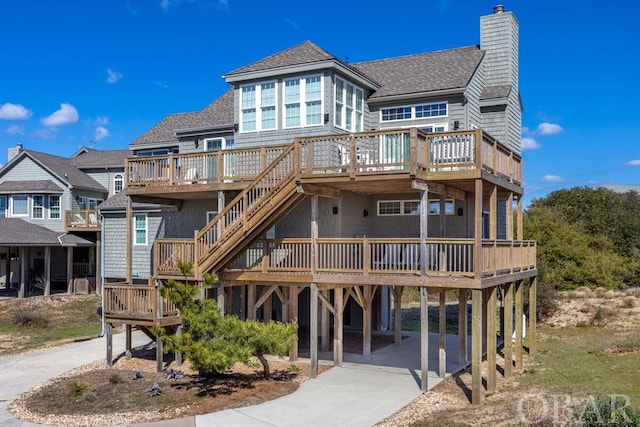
(621, 296), (638, 308)
(68, 382), (89, 397)
(580, 395), (640, 426)
(109, 374), (123, 385)
(7, 299), (49, 327)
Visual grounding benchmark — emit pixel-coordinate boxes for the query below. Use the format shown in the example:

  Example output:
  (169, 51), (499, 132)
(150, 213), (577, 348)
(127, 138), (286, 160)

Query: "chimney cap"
(17, 143), (23, 150)
(493, 4), (505, 14)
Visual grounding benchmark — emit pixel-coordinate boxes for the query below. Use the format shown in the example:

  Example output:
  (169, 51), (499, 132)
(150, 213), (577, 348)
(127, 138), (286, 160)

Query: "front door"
(204, 137), (235, 182)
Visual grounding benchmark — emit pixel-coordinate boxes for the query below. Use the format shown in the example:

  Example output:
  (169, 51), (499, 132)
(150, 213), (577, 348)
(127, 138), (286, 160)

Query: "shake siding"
(506, 89), (522, 153)
(84, 168), (124, 197)
(163, 199), (218, 238)
(103, 213), (127, 279)
(340, 192), (372, 238)
(275, 196), (341, 238)
(481, 107), (507, 145)
(465, 62), (484, 129)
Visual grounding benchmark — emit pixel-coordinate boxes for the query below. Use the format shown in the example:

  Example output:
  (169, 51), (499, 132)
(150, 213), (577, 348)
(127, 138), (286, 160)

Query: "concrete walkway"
(0, 331), (467, 427)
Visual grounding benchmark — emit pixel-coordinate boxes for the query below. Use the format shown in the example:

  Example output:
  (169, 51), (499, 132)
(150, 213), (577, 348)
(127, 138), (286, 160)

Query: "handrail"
(65, 209), (100, 228)
(103, 284), (179, 319)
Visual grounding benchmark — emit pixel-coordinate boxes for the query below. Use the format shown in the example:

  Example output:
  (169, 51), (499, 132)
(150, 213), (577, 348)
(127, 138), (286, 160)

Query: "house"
(0, 144), (131, 296)
(102, 5), (537, 404)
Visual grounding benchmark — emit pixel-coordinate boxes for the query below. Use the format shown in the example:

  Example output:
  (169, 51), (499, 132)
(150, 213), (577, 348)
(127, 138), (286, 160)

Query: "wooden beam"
(363, 285), (372, 356)
(516, 196), (523, 240)
(529, 277), (537, 357)
(263, 289), (272, 322)
(439, 290), (446, 378)
(129, 195), (183, 209)
(420, 286), (429, 392)
(412, 180), (466, 201)
(217, 282), (225, 315)
(95, 232), (102, 296)
(320, 290), (330, 352)
(393, 286), (403, 344)
(506, 192), (514, 241)
(156, 329), (163, 373)
(126, 196), (132, 284)
(310, 282), (318, 378)
(487, 286), (497, 392)
(471, 289), (483, 405)
(18, 247), (25, 298)
(318, 290), (336, 315)
(458, 289), (468, 366)
(503, 282), (514, 378)
(125, 324), (132, 359)
(296, 183), (341, 199)
(515, 280), (524, 369)
(289, 285), (299, 362)
(44, 246), (51, 296)
(66, 247), (73, 293)
(247, 283), (256, 320)
(474, 179), (483, 280)
(334, 287), (344, 367)
(175, 325), (183, 367)
(106, 323), (113, 368)
(255, 285), (277, 309)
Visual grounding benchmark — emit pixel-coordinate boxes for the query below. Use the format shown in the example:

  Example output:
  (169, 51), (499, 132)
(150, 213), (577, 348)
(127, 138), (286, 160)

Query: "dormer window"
(240, 81), (277, 132)
(283, 75), (323, 128)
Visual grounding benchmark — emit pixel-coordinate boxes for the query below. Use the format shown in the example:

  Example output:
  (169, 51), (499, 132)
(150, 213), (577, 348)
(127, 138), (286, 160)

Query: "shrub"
(68, 382), (89, 397)
(7, 299), (49, 327)
(594, 287), (608, 298)
(109, 374), (123, 385)
(621, 296), (638, 308)
(580, 395), (640, 426)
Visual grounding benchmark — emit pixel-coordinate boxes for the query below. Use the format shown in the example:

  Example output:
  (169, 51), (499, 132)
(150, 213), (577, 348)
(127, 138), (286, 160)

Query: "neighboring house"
(102, 6), (537, 404)
(0, 144), (131, 296)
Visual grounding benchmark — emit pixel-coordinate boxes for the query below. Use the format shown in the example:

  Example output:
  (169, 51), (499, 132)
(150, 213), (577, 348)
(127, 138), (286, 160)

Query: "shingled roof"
(25, 150), (106, 192)
(72, 148), (133, 168)
(0, 180), (63, 193)
(98, 191), (178, 211)
(0, 218), (94, 246)
(353, 46), (484, 100)
(480, 84), (512, 100)
(225, 41), (335, 76)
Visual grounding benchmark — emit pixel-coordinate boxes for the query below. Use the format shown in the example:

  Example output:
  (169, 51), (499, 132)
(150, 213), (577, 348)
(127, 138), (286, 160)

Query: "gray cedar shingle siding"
(0, 180), (63, 193)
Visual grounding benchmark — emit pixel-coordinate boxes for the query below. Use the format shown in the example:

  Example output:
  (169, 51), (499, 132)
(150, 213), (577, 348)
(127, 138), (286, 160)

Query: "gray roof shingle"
(480, 85), (512, 100)
(98, 192), (176, 211)
(225, 41), (335, 76)
(26, 150), (106, 192)
(353, 45), (484, 100)
(72, 148), (133, 168)
(0, 180), (63, 193)
(0, 219), (94, 246)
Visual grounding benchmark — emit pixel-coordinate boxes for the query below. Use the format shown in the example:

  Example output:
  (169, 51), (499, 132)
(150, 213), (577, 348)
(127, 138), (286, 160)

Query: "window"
(240, 81), (277, 132)
(377, 200), (421, 216)
(206, 211), (218, 222)
(134, 214), (147, 245)
(114, 173), (124, 193)
(335, 77), (363, 131)
(32, 195), (44, 219)
(136, 147), (179, 157)
(283, 75), (323, 129)
(49, 195), (60, 219)
(11, 195), (28, 217)
(88, 199), (103, 210)
(421, 123), (448, 133)
(381, 102), (448, 122)
(0, 196), (6, 218)
(428, 199), (455, 215)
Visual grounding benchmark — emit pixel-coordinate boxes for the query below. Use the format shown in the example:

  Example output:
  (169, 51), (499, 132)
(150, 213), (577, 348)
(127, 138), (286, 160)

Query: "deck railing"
(103, 283), (178, 320)
(65, 209), (100, 230)
(126, 145), (288, 187)
(226, 237), (536, 278)
(154, 239), (195, 277)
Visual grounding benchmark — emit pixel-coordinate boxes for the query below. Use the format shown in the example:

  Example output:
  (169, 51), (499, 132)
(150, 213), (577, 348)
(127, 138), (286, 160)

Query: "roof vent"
(493, 4), (505, 14)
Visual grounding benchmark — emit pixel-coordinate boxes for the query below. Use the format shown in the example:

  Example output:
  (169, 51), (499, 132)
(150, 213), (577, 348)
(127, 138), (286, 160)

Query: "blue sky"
(1, 0), (638, 205)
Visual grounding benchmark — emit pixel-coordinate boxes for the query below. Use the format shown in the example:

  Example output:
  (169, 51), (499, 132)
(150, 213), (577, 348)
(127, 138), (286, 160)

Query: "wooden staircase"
(194, 143), (306, 278)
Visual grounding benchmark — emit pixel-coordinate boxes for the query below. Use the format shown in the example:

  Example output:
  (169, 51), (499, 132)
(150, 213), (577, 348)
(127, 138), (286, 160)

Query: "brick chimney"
(7, 143), (23, 161)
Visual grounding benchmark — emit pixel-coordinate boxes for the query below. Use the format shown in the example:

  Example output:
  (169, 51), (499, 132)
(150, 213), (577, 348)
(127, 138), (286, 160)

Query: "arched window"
(114, 173), (124, 193)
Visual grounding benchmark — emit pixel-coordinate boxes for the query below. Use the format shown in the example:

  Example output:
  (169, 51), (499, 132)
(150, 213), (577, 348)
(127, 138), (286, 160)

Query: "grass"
(0, 294), (102, 355)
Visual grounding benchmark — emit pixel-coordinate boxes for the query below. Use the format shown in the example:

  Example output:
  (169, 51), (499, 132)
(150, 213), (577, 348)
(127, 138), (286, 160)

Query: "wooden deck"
(65, 209), (100, 231)
(103, 283), (181, 326)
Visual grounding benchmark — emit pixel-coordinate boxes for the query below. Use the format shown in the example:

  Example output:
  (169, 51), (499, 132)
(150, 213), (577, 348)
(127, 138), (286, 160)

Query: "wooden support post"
(95, 232), (101, 296)
(239, 285), (246, 320)
(310, 283), (318, 378)
(474, 179), (483, 281)
(289, 286), (299, 362)
(44, 246), (51, 296)
(126, 196), (132, 284)
(482, 289), (488, 355)
(515, 280), (524, 369)
(264, 291), (272, 322)
(18, 247), (26, 298)
(320, 289), (330, 352)
(66, 246), (73, 293)
(247, 283), (256, 320)
(175, 325), (183, 367)
(334, 287), (343, 367)
(420, 286), (429, 392)
(529, 277), (537, 357)
(516, 196), (523, 240)
(217, 282), (225, 315)
(504, 282), (514, 378)
(487, 286), (497, 392)
(471, 289), (483, 405)
(439, 291), (446, 378)
(156, 330), (164, 373)
(106, 323), (113, 368)
(458, 289), (468, 366)
(506, 192), (514, 240)
(393, 286), (403, 344)
(363, 285), (372, 356)
(125, 324), (132, 359)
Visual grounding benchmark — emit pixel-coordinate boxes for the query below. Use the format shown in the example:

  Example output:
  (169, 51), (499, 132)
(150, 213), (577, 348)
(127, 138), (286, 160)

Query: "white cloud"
(35, 128), (59, 140)
(94, 116), (109, 126)
(106, 68), (123, 84)
(625, 159), (640, 167)
(153, 80), (169, 88)
(537, 122), (563, 136)
(93, 126), (110, 141)
(5, 124), (24, 135)
(41, 103), (79, 126)
(540, 174), (566, 183)
(0, 103), (33, 120)
(284, 17), (299, 29)
(522, 137), (540, 151)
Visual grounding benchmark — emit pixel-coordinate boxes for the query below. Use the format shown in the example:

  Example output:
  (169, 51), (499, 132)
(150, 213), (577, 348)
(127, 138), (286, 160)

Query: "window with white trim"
(49, 195), (60, 219)
(114, 173), (124, 193)
(0, 196), (6, 218)
(334, 77), (363, 132)
(206, 211), (218, 222)
(11, 195), (28, 217)
(428, 199), (455, 215)
(32, 195), (44, 219)
(134, 214), (148, 245)
(283, 75), (323, 128)
(421, 123), (448, 133)
(377, 200), (421, 216)
(240, 82), (277, 132)
(381, 102), (448, 122)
